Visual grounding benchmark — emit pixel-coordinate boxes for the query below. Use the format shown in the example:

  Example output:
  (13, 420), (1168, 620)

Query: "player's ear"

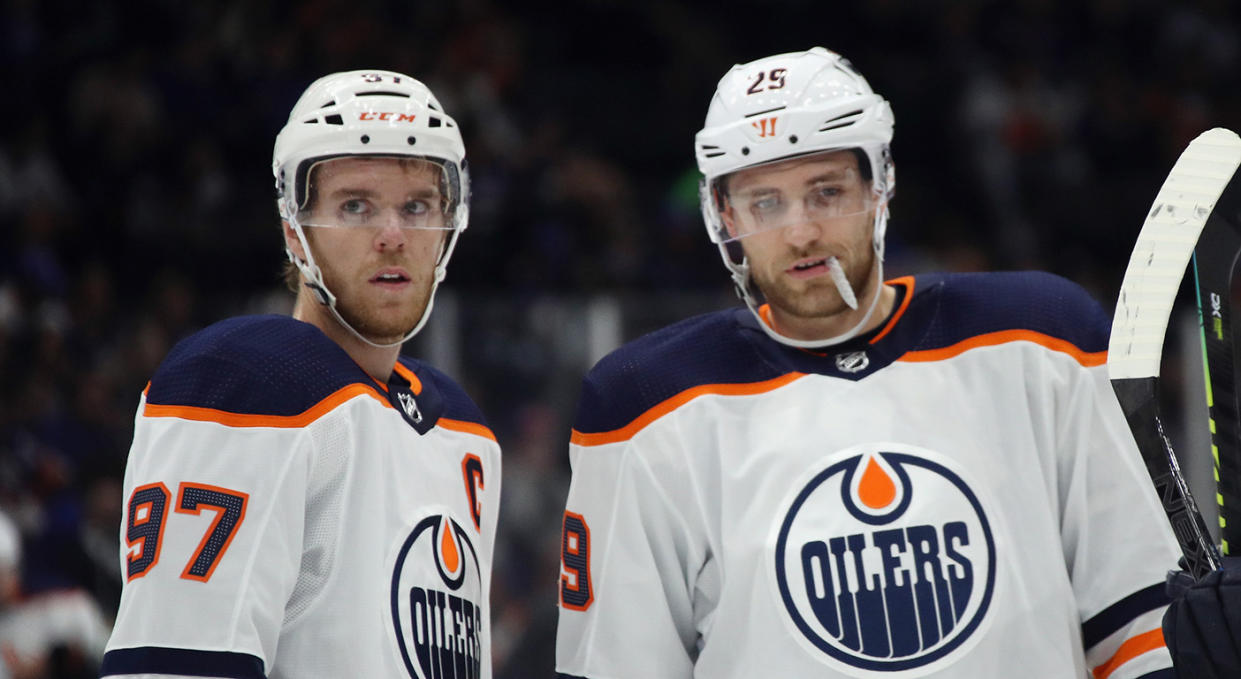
(283, 221), (308, 261)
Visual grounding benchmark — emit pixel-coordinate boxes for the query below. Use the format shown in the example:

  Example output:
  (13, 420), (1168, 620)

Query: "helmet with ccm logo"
(272, 70), (469, 346)
(694, 48), (895, 348)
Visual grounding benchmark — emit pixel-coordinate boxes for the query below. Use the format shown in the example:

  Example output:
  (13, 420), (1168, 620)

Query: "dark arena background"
(1, 1), (1238, 676)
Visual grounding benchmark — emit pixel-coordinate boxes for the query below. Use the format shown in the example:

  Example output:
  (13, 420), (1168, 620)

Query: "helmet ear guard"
(271, 70), (469, 348)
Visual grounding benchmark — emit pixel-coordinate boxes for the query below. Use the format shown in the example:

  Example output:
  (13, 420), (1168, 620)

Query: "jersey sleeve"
(554, 310), (799, 678)
(100, 392), (317, 678)
(100, 317), (360, 678)
(553, 352), (724, 679)
(1054, 300), (1179, 679)
(555, 377), (710, 679)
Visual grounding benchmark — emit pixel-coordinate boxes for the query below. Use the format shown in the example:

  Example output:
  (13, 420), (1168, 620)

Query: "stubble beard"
(755, 246), (876, 322)
(319, 258), (433, 344)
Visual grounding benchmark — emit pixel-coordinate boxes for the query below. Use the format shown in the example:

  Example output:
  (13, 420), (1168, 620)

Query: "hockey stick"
(1192, 131), (1241, 559)
(1109, 127), (1241, 578)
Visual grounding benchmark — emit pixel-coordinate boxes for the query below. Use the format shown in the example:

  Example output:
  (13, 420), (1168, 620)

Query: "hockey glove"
(1163, 557), (1241, 679)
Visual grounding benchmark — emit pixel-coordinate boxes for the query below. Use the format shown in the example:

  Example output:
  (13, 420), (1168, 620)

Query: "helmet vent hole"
(324, 114), (343, 125)
(429, 117), (442, 128)
(360, 134), (371, 144)
(356, 91), (409, 98)
(741, 147), (750, 155)
(819, 110), (865, 132)
(407, 136), (417, 145)
(789, 135), (799, 144)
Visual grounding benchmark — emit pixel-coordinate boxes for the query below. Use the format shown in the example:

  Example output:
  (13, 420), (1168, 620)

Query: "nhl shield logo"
(398, 391), (423, 423)
(835, 351), (869, 373)
(772, 444), (997, 674)
(390, 512), (484, 678)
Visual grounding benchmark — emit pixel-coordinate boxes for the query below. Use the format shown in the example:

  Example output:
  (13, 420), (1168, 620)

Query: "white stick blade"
(1109, 128), (1241, 380)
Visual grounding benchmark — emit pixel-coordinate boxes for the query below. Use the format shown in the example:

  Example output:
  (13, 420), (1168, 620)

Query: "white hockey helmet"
(273, 70), (469, 347)
(694, 47), (895, 347)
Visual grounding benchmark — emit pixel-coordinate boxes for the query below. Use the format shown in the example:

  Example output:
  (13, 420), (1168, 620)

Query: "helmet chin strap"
(286, 212), (445, 350)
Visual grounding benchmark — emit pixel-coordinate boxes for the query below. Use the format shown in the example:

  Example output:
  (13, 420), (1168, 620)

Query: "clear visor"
(710, 165), (875, 243)
(296, 155), (458, 230)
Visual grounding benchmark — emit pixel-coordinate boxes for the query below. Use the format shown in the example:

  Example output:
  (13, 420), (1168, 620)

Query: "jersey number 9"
(560, 511), (593, 611)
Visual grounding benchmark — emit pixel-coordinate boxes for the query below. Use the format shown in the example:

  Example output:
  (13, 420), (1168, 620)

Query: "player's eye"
(335, 198), (375, 226)
(340, 199), (371, 215)
(403, 200), (430, 216)
(810, 186), (843, 207)
(749, 195), (784, 216)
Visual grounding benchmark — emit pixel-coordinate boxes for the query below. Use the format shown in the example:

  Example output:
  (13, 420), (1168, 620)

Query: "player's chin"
(774, 288), (850, 318)
(350, 305), (426, 343)
(369, 331), (413, 345)
(775, 277), (838, 301)
(360, 320), (418, 344)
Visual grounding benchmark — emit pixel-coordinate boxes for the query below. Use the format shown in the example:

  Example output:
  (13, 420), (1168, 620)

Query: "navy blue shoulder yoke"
(572, 308), (784, 436)
(572, 271), (1109, 438)
(145, 315), (376, 417)
(906, 271), (1109, 354)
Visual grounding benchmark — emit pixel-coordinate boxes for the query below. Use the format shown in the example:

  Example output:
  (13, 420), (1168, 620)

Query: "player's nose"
(783, 215), (823, 247)
(373, 211), (407, 251)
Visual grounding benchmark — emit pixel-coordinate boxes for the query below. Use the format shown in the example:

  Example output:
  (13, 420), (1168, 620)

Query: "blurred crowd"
(0, 0), (1238, 676)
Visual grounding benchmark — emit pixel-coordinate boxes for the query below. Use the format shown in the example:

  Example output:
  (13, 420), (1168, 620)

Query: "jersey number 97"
(125, 481), (249, 582)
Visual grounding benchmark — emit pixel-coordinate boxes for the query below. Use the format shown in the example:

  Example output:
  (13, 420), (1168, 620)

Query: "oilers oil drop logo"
(390, 512), (484, 678)
(773, 444), (997, 674)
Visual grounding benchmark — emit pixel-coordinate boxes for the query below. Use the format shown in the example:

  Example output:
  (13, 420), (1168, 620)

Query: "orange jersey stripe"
(392, 362), (424, 394)
(1091, 628), (1165, 679)
(439, 418), (498, 442)
(899, 329), (1106, 367)
(760, 277), (915, 344)
(869, 276), (915, 344)
(571, 373), (808, 447)
(143, 383), (390, 428)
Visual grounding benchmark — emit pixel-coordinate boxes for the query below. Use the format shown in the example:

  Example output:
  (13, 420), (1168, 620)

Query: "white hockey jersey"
(556, 272), (1179, 679)
(101, 315), (500, 679)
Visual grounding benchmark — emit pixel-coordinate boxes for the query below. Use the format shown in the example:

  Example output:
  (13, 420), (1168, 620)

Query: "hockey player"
(555, 47), (1180, 678)
(100, 71), (500, 678)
